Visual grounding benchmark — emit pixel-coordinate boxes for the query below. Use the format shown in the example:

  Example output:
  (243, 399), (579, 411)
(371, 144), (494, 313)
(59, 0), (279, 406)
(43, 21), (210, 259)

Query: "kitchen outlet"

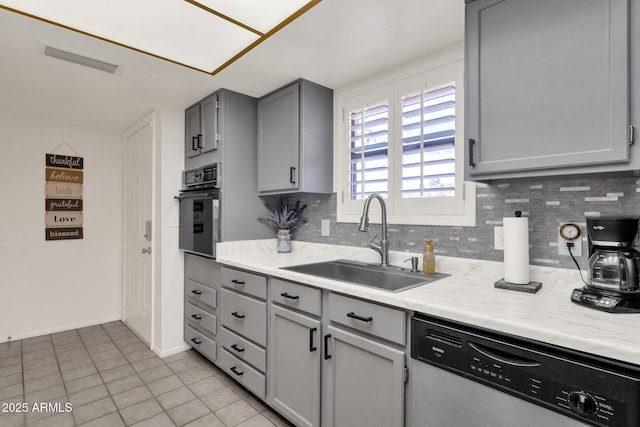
(321, 219), (330, 237)
(558, 224), (583, 257)
(494, 226), (504, 250)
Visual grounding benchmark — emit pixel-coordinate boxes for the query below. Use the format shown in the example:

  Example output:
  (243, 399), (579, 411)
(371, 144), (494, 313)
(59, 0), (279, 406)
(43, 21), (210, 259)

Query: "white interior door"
(123, 115), (154, 344)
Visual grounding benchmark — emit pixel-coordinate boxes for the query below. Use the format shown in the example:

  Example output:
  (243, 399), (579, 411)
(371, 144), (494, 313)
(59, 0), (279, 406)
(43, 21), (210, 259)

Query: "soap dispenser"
(423, 239), (436, 275)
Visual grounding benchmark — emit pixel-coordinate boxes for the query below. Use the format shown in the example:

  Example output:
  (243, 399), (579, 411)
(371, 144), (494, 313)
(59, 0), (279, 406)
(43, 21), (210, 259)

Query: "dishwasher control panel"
(411, 314), (640, 427)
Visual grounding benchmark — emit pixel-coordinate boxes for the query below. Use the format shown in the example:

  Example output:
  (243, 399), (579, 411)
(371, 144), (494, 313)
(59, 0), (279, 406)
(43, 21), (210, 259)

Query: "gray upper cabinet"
(185, 93), (218, 160)
(257, 79), (333, 195)
(465, 0), (632, 180)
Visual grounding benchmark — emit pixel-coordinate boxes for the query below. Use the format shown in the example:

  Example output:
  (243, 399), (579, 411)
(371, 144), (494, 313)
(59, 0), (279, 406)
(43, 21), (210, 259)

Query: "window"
(336, 58), (475, 226)
(348, 101), (389, 199)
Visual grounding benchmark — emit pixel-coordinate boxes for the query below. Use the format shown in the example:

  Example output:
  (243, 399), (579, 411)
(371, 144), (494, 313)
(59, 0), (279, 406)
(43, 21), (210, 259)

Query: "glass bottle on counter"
(423, 239), (436, 275)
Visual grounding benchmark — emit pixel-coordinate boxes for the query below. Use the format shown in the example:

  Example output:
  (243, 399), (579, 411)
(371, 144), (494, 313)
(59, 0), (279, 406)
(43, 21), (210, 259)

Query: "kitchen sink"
(281, 259), (449, 292)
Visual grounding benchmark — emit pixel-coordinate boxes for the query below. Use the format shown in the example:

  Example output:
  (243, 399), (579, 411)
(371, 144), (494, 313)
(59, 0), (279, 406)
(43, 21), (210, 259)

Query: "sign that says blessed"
(45, 153), (84, 241)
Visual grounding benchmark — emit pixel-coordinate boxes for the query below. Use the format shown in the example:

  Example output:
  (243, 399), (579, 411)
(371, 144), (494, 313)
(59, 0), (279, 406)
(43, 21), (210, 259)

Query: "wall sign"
(45, 151), (84, 241)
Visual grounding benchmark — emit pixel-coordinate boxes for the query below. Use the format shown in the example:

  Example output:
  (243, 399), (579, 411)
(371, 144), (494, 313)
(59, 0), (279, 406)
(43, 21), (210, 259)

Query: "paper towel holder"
(495, 210), (542, 293)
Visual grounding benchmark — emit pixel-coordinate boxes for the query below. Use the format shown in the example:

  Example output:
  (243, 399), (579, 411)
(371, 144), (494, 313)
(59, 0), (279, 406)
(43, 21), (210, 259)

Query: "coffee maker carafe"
(572, 216), (640, 313)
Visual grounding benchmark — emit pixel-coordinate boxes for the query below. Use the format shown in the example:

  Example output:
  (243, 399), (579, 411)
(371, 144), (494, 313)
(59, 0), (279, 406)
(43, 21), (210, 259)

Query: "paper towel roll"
(503, 216), (530, 284)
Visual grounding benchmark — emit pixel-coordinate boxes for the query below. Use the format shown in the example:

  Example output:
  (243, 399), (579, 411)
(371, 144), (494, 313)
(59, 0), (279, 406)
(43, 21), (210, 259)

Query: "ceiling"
(0, 0), (464, 132)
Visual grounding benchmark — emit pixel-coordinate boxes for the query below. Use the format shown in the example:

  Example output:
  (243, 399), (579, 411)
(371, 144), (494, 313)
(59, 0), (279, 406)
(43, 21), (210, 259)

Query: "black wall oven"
(176, 164), (220, 258)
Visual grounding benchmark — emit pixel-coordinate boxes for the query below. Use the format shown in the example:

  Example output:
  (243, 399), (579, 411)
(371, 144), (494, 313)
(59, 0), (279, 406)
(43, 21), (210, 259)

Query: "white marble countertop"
(216, 239), (640, 366)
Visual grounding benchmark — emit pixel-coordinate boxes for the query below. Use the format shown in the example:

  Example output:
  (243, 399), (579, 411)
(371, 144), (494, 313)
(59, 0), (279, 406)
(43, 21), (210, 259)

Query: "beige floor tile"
(187, 376), (225, 397)
(200, 386), (241, 412)
(72, 396), (117, 425)
(214, 399), (259, 427)
(236, 413), (277, 427)
(183, 412), (226, 427)
(112, 385), (153, 410)
(167, 399), (211, 426)
(118, 398), (163, 425)
(130, 412), (175, 427)
(156, 386), (197, 411)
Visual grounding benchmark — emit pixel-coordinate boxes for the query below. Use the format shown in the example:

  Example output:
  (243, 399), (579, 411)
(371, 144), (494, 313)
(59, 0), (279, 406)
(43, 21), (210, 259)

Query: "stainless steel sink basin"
(281, 259), (448, 292)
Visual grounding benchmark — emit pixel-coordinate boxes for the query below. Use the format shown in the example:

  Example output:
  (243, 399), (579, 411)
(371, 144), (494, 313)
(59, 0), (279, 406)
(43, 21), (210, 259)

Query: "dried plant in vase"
(258, 200), (307, 253)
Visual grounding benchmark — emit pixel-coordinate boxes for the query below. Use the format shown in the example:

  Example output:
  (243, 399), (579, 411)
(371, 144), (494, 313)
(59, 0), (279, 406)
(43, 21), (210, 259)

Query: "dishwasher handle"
(468, 342), (542, 368)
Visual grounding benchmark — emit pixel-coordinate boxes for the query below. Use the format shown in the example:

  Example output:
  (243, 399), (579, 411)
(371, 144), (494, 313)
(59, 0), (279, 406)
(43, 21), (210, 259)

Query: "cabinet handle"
(230, 366), (244, 376)
(231, 312), (245, 319)
(231, 344), (245, 353)
(231, 279), (245, 286)
(324, 334), (332, 360)
(468, 138), (476, 167)
(192, 136), (198, 152)
(280, 292), (299, 300)
(309, 327), (317, 352)
(289, 166), (296, 184)
(191, 290), (202, 295)
(347, 312), (373, 323)
(197, 134), (203, 149)
(191, 314), (202, 320)
(190, 338), (202, 345)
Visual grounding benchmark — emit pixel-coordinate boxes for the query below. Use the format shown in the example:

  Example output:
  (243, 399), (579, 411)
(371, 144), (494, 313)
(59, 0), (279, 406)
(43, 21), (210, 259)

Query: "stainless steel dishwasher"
(410, 313), (640, 427)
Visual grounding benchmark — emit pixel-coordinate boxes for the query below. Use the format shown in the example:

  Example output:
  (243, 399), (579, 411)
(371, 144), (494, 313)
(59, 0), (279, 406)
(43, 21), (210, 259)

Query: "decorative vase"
(277, 229), (291, 253)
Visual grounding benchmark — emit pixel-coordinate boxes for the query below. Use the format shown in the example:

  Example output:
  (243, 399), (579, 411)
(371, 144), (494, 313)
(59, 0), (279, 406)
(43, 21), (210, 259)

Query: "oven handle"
(174, 192), (218, 200)
(468, 342), (542, 368)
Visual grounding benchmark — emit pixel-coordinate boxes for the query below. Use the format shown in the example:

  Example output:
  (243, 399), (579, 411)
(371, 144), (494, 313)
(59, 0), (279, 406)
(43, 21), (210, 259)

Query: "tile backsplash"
(274, 175), (640, 270)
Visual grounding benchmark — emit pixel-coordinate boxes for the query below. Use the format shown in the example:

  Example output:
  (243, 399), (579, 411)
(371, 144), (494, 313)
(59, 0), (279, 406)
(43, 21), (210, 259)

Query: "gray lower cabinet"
(218, 267), (268, 399)
(183, 254), (221, 363)
(268, 304), (321, 427)
(324, 325), (405, 427)
(257, 79), (333, 195)
(465, 0), (632, 180)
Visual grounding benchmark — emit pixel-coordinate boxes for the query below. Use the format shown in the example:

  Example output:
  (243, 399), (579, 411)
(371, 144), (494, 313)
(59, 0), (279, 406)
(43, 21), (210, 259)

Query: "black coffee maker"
(571, 216), (640, 313)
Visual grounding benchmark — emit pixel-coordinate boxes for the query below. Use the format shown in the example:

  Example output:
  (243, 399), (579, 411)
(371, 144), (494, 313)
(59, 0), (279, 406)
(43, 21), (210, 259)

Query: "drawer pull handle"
(280, 292), (299, 300)
(347, 312), (373, 323)
(231, 312), (245, 319)
(309, 327), (317, 352)
(191, 338), (202, 345)
(231, 279), (245, 286)
(324, 334), (332, 360)
(230, 366), (244, 376)
(191, 314), (202, 320)
(231, 344), (245, 353)
(191, 290), (202, 295)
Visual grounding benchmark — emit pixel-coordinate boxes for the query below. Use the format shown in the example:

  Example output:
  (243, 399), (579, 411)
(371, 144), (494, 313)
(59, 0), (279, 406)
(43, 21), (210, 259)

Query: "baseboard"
(0, 315), (123, 344)
(153, 342), (190, 359)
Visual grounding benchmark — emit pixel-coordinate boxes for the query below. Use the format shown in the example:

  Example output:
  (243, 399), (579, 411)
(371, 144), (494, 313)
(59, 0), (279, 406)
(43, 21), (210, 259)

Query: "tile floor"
(0, 321), (291, 426)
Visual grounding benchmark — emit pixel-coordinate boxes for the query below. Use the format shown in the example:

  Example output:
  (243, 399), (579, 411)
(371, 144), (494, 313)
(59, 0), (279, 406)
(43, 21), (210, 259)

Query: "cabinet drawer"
(185, 279), (217, 309)
(328, 293), (406, 345)
(185, 254), (220, 289)
(221, 267), (267, 300)
(218, 326), (266, 372)
(185, 302), (216, 337)
(218, 348), (266, 400)
(184, 324), (216, 362)
(270, 279), (321, 316)
(220, 289), (267, 346)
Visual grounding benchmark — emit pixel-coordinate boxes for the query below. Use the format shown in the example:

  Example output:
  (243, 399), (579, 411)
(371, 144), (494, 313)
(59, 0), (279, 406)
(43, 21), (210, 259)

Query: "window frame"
(334, 50), (476, 227)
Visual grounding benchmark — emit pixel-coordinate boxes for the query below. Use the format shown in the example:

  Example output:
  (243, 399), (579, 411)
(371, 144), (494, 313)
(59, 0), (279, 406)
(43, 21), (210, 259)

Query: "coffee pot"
(586, 217), (640, 294)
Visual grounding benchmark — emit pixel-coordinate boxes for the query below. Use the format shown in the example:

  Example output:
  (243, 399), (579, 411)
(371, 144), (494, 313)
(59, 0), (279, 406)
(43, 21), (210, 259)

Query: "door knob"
(141, 247), (151, 254)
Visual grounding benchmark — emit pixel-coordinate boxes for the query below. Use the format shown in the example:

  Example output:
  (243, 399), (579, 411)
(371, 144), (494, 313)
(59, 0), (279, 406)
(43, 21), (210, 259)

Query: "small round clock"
(559, 223), (581, 241)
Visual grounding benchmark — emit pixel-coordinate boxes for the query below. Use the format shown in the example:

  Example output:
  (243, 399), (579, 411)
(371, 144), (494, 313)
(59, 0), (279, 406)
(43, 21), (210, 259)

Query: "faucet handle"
(367, 234), (378, 246)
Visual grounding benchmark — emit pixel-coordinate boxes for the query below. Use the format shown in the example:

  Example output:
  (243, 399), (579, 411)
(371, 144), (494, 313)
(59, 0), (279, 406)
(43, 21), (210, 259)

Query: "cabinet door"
(324, 326), (404, 427)
(466, 0), (629, 178)
(200, 93), (219, 154)
(257, 83), (300, 193)
(185, 103), (201, 159)
(268, 305), (321, 427)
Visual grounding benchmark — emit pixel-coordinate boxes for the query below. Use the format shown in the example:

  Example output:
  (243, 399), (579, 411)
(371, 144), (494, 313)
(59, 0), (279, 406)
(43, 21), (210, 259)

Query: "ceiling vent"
(43, 45), (120, 74)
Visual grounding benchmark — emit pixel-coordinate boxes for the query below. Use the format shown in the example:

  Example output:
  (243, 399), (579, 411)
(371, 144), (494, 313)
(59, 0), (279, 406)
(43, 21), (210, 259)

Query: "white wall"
(151, 107), (188, 357)
(0, 113), (124, 342)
